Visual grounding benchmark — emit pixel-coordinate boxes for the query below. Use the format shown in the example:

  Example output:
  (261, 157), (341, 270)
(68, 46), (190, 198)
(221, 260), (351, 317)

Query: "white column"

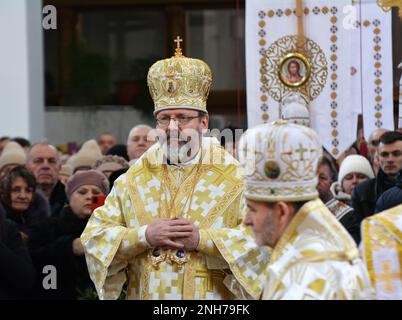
(0, 0), (45, 141)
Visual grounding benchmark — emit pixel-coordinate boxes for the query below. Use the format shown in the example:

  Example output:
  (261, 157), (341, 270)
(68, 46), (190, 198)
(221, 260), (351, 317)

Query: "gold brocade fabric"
(147, 52), (212, 115)
(361, 204), (402, 299)
(262, 199), (374, 300)
(81, 137), (269, 300)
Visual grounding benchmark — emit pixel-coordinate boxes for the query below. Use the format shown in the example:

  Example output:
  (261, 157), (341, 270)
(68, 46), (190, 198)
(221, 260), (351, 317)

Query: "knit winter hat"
(65, 169), (109, 200)
(70, 139), (103, 172)
(60, 164), (73, 177)
(0, 141), (27, 171)
(95, 155), (129, 173)
(338, 155), (374, 184)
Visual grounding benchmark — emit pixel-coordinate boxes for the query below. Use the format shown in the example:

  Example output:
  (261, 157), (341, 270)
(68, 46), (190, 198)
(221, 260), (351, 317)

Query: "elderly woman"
(0, 166), (49, 241)
(28, 170), (109, 299)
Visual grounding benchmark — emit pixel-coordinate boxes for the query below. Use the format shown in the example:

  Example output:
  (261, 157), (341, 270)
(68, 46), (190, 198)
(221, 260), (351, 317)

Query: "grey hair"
(127, 124), (153, 144)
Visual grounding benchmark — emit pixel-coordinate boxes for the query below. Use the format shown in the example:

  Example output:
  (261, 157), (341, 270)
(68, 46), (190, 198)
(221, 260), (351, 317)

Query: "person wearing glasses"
(81, 40), (269, 300)
(352, 131), (402, 242)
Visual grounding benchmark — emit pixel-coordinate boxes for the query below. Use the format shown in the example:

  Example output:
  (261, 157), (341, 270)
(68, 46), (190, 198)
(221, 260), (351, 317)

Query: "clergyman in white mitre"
(239, 120), (374, 300)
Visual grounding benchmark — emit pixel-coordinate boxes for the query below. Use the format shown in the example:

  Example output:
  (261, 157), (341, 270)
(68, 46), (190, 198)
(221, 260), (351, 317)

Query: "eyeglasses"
(156, 115), (201, 127)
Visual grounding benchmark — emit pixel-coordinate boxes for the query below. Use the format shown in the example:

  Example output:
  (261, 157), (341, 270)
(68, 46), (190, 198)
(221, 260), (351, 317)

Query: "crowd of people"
(0, 126), (156, 299)
(1, 46), (401, 300)
(1, 124), (400, 299)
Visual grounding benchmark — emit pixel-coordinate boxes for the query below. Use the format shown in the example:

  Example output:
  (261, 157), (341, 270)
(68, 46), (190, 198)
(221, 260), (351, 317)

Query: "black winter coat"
(375, 173), (402, 213)
(0, 208), (36, 299)
(28, 206), (95, 300)
(352, 169), (396, 225)
(2, 191), (50, 239)
(49, 181), (68, 217)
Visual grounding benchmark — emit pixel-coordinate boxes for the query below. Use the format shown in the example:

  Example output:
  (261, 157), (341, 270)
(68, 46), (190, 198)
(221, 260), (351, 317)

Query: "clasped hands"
(145, 217), (200, 251)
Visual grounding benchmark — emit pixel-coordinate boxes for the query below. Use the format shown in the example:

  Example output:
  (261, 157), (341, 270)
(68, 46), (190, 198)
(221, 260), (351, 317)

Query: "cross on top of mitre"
(174, 36), (184, 57)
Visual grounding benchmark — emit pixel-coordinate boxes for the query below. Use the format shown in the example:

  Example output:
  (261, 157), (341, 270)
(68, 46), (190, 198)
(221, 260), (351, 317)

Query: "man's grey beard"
(165, 143), (187, 164)
(160, 129), (202, 164)
(162, 141), (200, 164)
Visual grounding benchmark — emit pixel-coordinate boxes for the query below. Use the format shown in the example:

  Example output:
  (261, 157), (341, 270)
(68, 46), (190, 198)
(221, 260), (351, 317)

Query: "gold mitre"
(238, 120), (323, 202)
(147, 36), (212, 115)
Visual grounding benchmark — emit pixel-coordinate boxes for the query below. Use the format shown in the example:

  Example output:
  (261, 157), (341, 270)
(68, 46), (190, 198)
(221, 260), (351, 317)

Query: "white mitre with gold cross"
(238, 120), (322, 202)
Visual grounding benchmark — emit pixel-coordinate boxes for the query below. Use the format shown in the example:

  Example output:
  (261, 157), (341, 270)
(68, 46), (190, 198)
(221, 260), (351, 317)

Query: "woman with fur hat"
(0, 141), (27, 182)
(68, 140), (103, 173)
(28, 170), (109, 299)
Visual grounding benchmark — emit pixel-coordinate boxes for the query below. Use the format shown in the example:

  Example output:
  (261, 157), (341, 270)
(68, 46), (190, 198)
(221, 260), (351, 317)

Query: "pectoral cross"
(296, 143), (308, 161)
(296, 0), (305, 50)
(174, 36), (183, 57)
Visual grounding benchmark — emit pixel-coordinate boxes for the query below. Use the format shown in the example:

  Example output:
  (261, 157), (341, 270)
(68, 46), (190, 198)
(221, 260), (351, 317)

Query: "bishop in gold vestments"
(239, 121), (374, 300)
(81, 41), (269, 300)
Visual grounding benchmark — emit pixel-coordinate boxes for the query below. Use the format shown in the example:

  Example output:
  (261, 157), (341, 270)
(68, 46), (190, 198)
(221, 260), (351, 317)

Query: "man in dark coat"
(352, 131), (402, 239)
(26, 143), (68, 217)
